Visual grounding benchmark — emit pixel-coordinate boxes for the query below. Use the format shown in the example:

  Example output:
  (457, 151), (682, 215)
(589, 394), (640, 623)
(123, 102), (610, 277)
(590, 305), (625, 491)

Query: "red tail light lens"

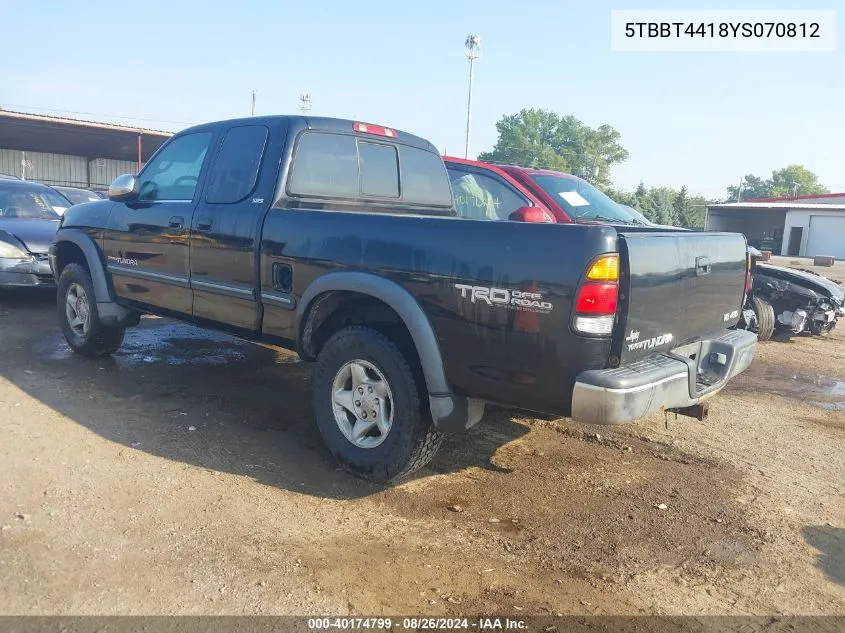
(573, 254), (620, 336)
(575, 283), (618, 314)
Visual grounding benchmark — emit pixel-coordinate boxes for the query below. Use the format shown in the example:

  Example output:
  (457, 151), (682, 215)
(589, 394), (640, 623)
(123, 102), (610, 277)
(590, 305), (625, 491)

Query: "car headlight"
(0, 239), (29, 259)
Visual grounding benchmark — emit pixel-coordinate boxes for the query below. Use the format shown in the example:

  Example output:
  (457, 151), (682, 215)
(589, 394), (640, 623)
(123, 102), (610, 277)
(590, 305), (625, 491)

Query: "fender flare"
(53, 228), (113, 302)
(296, 271), (484, 433)
(297, 272), (449, 395)
(52, 228), (137, 326)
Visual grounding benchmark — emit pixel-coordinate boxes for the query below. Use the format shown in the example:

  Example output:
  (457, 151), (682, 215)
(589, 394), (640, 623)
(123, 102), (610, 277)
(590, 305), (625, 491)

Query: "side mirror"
(108, 174), (139, 202)
(509, 206), (555, 223)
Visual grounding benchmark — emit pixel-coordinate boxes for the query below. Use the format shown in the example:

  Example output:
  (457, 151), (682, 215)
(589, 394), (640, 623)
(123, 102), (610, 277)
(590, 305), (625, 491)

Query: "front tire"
(312, 326), (443, 482)
(57, 263), (125, 357)
(750, 296), (775, 341)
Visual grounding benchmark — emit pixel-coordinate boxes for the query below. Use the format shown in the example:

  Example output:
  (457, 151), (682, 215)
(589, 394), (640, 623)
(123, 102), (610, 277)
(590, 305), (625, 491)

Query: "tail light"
(573, 254), (619, 335)
(745, 252), (752, 295)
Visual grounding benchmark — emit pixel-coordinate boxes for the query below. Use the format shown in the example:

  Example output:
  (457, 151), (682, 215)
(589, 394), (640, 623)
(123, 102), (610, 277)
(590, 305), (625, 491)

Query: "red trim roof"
(748, 192), (845, 202)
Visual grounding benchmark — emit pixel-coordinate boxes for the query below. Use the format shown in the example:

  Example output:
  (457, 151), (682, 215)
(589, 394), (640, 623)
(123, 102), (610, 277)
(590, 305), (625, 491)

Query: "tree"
(668, 186), (706, 228)
(478, 109), (629, 187)
(769, 164), (829, 197)
(632, 181), (656, 222)
(726, 174), (770, 201)
(649, 187), (678, 226)
(673, 186), (688, 223)
(605, 183), (707, 228)
(684, 195), (708, 228)
(725, 165), (828, 201)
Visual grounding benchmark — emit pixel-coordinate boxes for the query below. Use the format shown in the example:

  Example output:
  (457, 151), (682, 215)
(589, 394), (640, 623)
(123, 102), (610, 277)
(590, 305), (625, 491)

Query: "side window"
(205, 125), (268, 204)
(398, 146), (452, 207)
(359, 142), (399, 197)
(138, 132), (213, 202)
(448, 169), (528, 221)
(288, 133), (358, 198)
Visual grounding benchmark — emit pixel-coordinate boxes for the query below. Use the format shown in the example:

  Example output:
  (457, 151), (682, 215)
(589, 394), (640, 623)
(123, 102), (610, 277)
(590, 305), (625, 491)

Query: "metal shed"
(0, 110), (173, 189)
(706, 201), (845, 259)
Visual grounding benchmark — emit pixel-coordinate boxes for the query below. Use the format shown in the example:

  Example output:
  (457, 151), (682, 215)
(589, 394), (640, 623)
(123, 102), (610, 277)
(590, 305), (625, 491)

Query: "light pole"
(464, 34), (481, 159)
(251, 90), (256, 116)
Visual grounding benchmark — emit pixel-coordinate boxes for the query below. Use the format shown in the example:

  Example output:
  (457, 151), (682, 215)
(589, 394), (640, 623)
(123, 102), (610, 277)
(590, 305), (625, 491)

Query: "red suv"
(443, 157), (647, 226)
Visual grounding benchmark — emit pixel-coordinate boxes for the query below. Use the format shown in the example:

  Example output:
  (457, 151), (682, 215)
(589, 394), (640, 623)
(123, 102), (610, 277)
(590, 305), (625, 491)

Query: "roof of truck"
(180, 115), (438, 153)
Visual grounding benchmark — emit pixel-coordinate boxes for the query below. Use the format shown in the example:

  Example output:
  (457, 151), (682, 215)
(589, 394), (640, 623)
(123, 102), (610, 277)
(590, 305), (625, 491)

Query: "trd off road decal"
(455, 284), (554, 314)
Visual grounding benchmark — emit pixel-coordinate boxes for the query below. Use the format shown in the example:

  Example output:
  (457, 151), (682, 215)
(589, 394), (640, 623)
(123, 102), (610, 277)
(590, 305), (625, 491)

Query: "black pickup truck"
(50, 115), (756, 481)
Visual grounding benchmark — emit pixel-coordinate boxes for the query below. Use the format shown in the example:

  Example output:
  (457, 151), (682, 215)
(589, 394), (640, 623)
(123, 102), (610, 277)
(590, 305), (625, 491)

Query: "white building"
(706, 193), (845, 260)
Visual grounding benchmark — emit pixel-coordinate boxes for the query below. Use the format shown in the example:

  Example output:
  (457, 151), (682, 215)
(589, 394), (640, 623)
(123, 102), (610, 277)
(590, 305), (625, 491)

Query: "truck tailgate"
(616, 232), (748, 364)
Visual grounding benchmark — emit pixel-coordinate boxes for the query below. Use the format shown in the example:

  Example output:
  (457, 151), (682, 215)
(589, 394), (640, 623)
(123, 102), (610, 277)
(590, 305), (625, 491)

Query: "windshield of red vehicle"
(530, 174), (641, 224)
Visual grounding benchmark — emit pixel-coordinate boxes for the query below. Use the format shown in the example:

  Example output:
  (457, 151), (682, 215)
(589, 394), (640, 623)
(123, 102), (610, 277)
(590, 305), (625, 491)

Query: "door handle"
(196, 217), (212, 231)
(168, 216), (184, 229)
(695, 256), (712, 276)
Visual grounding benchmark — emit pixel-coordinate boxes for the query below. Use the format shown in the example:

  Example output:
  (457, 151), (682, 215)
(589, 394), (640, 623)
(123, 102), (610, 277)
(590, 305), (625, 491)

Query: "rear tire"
(750, 296), (775, 341)
(57, 263), (125, 357)
(312, 326), (443, 482)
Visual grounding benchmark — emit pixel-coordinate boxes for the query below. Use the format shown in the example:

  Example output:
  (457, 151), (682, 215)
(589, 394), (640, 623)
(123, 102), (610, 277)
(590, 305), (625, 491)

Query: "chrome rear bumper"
(572, 329), (757, 425)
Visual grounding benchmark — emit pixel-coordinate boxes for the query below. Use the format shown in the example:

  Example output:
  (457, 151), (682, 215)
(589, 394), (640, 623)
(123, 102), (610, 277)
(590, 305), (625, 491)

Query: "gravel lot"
(0, 287), (843, 616)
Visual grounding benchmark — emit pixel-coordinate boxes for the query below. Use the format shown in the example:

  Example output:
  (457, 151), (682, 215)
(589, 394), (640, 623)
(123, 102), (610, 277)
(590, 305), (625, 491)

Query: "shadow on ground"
(802, 525), (845, 587)
(0, 289), (529, 501)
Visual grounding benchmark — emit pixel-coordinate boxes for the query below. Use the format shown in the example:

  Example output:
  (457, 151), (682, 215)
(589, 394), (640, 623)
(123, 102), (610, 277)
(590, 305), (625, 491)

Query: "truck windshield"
(530, 174), (641, 224)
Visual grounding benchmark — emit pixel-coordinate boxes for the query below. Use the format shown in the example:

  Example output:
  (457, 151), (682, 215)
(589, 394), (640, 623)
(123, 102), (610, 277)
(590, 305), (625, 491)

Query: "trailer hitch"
(669, 403), (710, 422)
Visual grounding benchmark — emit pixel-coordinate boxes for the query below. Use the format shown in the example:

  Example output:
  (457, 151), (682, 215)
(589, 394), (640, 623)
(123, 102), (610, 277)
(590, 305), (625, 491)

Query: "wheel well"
(54, 241), (89, 277)
(301, 291), (420, 369)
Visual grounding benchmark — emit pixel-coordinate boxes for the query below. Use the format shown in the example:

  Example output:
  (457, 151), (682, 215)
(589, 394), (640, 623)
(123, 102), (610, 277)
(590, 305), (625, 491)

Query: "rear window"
(288, 133), (359, 198)
(359, 142), (399, 197)
(288, 131), (451, 208)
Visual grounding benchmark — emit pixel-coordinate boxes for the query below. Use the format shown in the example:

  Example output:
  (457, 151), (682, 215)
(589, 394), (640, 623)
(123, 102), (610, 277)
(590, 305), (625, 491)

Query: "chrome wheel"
(65, 282), (90, 337)
(331, 359), (393, 449)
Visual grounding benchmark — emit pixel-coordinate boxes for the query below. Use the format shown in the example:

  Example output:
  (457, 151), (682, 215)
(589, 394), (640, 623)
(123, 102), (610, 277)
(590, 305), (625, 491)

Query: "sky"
(3, 0), (843, 199)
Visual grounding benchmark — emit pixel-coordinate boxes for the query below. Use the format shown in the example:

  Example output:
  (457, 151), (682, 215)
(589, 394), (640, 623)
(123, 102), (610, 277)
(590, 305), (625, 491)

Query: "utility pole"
(251, 90), (256, 116)
(735, 177), (745, 201)
(464, 34), (481, 159)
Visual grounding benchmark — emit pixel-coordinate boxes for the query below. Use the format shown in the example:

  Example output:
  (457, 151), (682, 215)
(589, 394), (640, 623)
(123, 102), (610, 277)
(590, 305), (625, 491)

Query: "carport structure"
(0, 110), (173, 189)
(706, 201), (845, 259)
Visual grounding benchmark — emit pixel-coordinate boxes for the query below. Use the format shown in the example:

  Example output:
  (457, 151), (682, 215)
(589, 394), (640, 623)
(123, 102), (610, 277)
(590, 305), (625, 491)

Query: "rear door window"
(205, 125), (269, 204)
(447, 166), (529, 220)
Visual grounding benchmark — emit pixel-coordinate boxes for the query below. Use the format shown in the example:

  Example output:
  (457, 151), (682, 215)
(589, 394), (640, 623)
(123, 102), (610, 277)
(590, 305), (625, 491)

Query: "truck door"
(104, 131), (214, 315)
(189, 122), (286, 331)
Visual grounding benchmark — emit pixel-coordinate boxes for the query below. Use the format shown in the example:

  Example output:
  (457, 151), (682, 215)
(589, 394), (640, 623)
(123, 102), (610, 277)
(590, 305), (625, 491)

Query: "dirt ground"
(0, 288), (843, 616)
